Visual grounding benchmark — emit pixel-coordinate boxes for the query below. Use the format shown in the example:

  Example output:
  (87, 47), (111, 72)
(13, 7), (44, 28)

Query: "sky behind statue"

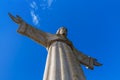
(0, 0), (120, 80)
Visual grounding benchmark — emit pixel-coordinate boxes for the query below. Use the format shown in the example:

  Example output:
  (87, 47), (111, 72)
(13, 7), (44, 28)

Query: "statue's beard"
(62, 33), (66, 35)
(61, 32), (67, 36)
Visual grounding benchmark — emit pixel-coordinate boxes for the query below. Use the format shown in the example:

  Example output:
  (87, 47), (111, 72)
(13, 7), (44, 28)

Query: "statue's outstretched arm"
(73, 48), (102, 70)
(8, 13), (53, 47)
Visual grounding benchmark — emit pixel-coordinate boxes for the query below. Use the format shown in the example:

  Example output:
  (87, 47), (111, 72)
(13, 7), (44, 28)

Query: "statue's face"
(59, 27), (67, 35)
(56, 27), (67, 36)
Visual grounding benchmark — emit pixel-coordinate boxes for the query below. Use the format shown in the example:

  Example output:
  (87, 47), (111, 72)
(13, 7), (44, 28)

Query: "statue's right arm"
(73, 48), (102, 70)
(8, 13), (52, 47)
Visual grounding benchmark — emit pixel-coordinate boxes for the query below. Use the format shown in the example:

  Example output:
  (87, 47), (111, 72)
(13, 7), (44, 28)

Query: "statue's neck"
(57, 34), (67, 39)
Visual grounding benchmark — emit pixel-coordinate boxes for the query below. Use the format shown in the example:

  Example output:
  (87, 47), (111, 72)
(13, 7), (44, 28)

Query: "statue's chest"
(47, 35), (73, 50)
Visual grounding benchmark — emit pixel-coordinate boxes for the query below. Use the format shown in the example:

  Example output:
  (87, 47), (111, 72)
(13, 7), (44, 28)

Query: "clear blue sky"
(0, 0), (120, 80)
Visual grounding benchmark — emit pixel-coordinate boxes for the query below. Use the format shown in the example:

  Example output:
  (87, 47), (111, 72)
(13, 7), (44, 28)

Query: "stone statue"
(8, 13), (102, 80)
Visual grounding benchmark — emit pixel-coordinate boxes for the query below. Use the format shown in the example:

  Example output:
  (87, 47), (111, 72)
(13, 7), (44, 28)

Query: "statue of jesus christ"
(8, 13), (102, 80)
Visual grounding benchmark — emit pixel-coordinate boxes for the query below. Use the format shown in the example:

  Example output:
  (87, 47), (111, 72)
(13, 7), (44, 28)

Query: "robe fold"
(17, 22), (96, 80)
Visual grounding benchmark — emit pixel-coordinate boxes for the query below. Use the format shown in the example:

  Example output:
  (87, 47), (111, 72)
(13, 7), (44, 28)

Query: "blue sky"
(0, 0), (120, 80)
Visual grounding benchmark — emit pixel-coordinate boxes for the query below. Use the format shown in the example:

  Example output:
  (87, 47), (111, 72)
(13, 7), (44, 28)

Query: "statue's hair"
(56, 27), (67, 35)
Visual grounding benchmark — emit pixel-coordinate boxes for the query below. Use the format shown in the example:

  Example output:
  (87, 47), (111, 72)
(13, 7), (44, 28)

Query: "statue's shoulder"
(47, 34), (59, 40)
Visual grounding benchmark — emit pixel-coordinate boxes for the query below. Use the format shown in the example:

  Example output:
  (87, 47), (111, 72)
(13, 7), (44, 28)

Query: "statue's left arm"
(73, 48), (102, 70)
(8, 13), (53, 47)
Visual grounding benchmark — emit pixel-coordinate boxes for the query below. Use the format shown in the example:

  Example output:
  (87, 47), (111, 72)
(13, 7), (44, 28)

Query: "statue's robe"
(17, 22), (96, 80)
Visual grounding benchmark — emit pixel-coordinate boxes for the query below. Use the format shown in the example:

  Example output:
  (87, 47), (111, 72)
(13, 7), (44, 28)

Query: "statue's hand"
(93, 59), (102, 66)
(8, 13), (23, 24)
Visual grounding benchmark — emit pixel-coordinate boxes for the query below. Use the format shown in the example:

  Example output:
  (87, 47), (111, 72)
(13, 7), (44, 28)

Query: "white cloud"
(26, 0), (56, 10)
(26, 0), (56, 25)
(30, 1), (38, 10)
(47, 0), (54, 7)
(39, 0), (56, 10)
(30, 10), (39, 25)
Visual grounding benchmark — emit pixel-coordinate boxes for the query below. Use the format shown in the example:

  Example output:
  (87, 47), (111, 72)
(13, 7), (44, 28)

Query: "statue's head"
(56, 27), (68, 37)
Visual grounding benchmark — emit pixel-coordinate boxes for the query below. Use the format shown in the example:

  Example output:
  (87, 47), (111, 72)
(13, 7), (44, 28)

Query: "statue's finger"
(16, 15), (21, 18)
(16, 15), (23, 22)
(94, 61), (102, 66)
(8, 13), (20, 24)
(8, 12), (12, 16)
(93, 58), (97, 61)
(8, 13), (15, 19)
